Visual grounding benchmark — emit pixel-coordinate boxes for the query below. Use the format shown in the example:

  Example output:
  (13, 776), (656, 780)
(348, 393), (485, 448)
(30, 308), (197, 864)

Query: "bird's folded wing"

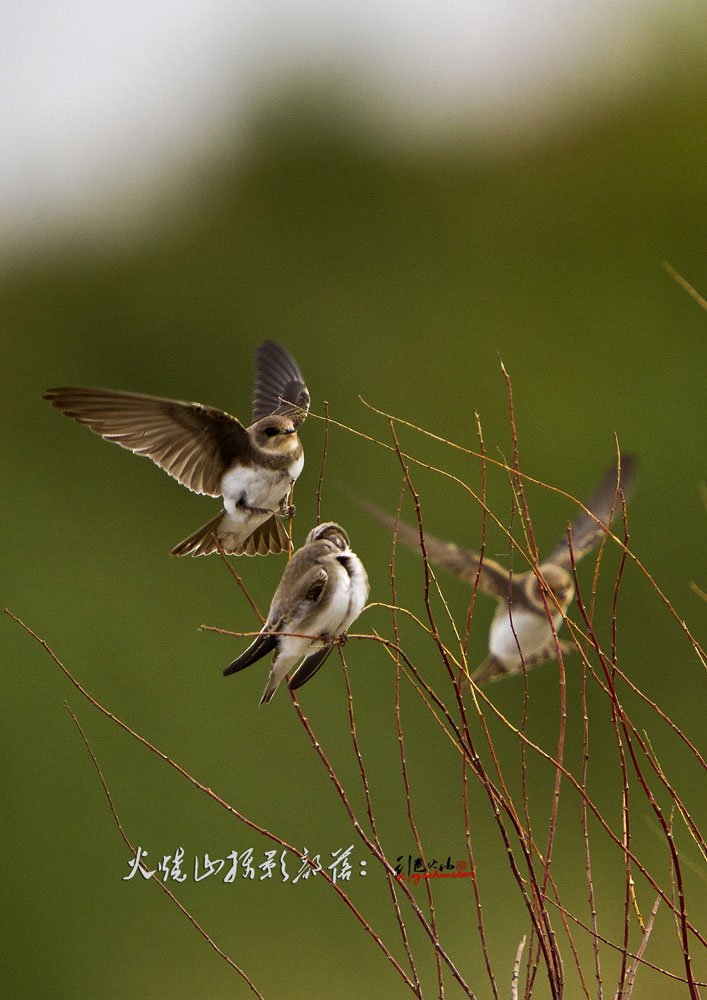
(288, 643), (335, 691)
(44, 387), (250, 496)
(546, 454), (638, 568)
(363, 501), (510, 599)
(223, 630), (279, 675)
(251, 341), (310, 426)
(270, 564), (329, 625)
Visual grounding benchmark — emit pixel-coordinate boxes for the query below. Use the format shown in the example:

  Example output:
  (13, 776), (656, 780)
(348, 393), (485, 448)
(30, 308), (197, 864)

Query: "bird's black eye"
(264, 426), (279, 438)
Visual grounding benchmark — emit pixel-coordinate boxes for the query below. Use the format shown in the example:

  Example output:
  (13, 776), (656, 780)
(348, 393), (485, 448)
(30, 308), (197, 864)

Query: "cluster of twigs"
(7, 366), (705, 999)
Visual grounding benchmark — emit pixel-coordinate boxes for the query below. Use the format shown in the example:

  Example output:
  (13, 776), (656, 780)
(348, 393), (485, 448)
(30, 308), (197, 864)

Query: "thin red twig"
(315, 400), (330, 524)
(64, 703), (266, 998)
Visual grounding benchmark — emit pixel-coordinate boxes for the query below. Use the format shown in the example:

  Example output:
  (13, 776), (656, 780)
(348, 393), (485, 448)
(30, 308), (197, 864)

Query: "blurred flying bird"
(224, 522), (369, 704)
(366, 456), (637, 684)
(45, 340), (310, 556)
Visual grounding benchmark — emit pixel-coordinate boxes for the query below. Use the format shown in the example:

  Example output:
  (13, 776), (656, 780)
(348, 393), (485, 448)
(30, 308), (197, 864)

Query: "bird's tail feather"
(171, 511), (289, 557)
(242, 515), (290, 556)
(171, 512), (229, 557)
(259, 673), (281, 706)
(471, 655), (509, 686)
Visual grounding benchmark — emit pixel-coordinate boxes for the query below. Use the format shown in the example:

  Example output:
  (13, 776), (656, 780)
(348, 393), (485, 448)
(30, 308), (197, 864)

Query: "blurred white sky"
(0, 0), (694, 257)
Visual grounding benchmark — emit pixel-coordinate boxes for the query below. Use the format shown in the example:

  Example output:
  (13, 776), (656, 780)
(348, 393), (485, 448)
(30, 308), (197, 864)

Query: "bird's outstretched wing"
(546, 454), (638, 568)
(44, 387), (251, 496)
(363, 500), (511, 599)
(251, 340), (310, 426)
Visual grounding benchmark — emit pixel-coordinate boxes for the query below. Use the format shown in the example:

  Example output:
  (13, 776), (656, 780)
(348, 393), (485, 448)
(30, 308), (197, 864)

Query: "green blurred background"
(2, 10), (706, 998)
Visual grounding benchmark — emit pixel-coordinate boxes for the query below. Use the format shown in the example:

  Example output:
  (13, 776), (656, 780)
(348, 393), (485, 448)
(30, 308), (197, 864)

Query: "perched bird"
(366, 456), (637, 685)
(44, 341), (310, 556)
(224, 522), (370, 704)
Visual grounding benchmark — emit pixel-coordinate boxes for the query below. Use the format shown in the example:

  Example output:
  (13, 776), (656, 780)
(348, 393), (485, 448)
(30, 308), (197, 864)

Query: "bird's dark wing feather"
(546, 454), (638, 568)
(288, 644), (335, 691)
(44, 387), (251, 496)
(223, 631), (279, 676)
(363, 500), (510, 599)
(251, 341), (310, 426)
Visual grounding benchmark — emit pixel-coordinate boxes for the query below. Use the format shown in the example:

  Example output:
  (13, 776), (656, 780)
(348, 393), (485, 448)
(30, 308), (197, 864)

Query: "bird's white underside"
(221, 455), (304, 523)
(489, 606), (564, 668)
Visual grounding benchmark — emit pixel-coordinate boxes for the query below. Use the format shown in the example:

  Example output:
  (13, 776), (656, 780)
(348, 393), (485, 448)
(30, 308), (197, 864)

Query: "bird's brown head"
(306, 522), (350, 552)
(251, 414), (300, 453)
(525, 563), (574, 614)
